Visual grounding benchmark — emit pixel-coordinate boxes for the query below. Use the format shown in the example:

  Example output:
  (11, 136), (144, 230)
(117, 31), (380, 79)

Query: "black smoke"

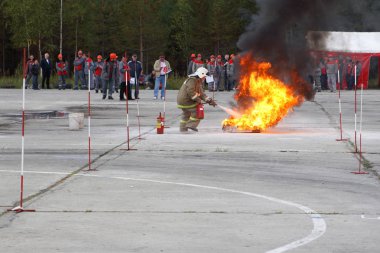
(237, 0), (380, 99)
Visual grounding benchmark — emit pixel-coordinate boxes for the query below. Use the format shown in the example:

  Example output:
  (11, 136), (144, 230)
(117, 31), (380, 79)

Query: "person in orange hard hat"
(94, 55), (104, 93)
(56, 54), (67, 90)
(73, 50), (86, 90)
(101, 53), (118, 100)
(206, 55), (218, 92)
(192, 53), (204, 73)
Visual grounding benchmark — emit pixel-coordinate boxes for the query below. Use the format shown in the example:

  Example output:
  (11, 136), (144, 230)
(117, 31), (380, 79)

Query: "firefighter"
(56, 54), (67, 90)
(73, 50), (86, 90)
(101, 53), (118, 100)
(94, 55), (104, 93)
(177, 67), (217, 132)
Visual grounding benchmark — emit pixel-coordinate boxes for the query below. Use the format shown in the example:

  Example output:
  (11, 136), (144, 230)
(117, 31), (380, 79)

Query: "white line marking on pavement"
(361, 215), (380, 220)
(0, 169), (326, 252)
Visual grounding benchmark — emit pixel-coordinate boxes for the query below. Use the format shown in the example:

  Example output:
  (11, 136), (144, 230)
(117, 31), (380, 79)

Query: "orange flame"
(222, 55), (304, 131)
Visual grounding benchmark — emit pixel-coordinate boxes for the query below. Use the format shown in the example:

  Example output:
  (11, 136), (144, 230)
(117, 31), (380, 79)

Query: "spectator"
(25, 55), (35, 89)
(119, 55), (132, 101)
(101, 53), (118, 100)
(227, 54), (236, 91)
(346, 58), (354, 90)
(319, 58), (328, 90)
(192, 53), (204, 73)
(94, 55), (104, 93)
(207, 55), (217, 92)
(128, 53), (143, 99)
(73, 50), (86, 90)
(153, 54), (171, 100)
(84, 53), (95, 90)
(56, 54), (67, 90)
(326, 54), (338, 92)
(215, 55), (224, 91)
(187, 53), (196, 75)
(31, 59), (40, 90)
(223, 54), (230, 91)
(40, 53), (52, 89)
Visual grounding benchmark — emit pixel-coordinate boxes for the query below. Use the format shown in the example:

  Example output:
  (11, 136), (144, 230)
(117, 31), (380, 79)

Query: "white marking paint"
(361, 215), (380, 220)
(0, 169), (326, 252)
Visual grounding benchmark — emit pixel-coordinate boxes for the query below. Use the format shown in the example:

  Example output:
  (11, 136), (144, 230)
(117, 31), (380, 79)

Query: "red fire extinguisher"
(156, 112), (164, 134)
(196, 103), (204, 119)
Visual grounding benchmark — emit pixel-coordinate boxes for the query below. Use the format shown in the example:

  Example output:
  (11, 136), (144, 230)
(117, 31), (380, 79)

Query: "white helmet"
(189, 67), (208, 78)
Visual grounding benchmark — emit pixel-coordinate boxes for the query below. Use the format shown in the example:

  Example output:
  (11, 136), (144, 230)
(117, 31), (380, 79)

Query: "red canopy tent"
(307, 31), (380, 89)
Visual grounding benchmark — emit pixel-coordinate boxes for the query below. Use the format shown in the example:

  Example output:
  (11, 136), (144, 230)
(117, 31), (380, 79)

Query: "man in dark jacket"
(128, 53), (143, 99)
(40, 53), (52, 89)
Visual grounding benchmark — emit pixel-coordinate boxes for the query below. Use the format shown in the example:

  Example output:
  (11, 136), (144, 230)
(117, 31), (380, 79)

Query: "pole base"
(120, 148), (137, 151)
(351, 171), (369, 175)
(138, 137), (146, 140)
(7, 206), (35, 213)
(83, 168), (98, 172)
(336, 138), (348, 141)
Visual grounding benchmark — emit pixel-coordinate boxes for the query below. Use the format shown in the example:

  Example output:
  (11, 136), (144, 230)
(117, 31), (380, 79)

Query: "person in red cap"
(73, 50), (86, 90)
(94, 55), (104, 93)
(206, 55), (218, 92)
(101, 53), (118, 100)
(216, 55), (224, 91)
(119, 55), (132, 101)
(56, 54), (67, 90)
(84, 52), (94, 90)
(187, 53), (196, 75)
(227, 54), (236, 91)
(192, 53), (204, 74)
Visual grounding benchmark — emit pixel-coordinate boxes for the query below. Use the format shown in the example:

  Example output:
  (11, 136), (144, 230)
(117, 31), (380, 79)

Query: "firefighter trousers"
(180, 108), (200, 131)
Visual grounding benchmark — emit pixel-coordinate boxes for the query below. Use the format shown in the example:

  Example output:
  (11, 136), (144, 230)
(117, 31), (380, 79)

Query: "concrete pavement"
(0, 88), (379, 252)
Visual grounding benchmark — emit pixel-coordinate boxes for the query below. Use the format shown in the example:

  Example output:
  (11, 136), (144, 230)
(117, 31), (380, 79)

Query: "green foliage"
(1, 0), (258, 78)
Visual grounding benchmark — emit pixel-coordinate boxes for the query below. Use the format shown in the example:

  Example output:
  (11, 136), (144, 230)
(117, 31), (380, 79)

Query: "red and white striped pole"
(85, 67), (95, 171)
(354, 65), (358, 153)
(122, 69), (137, 151)
(336, 69), (347, 141)
(8, 48), (35, 213)
(352, 74), (368, 175)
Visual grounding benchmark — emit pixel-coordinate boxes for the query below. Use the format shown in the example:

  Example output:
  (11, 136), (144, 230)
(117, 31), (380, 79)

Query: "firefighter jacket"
(227, 59), (235, 79)
(177, 77), (208, 109)
(101, 60), (118, 81)
(191, 60), (204, 74)
(326, 60), (338, 75)
(74, 56), (85, 71)
(94, 61), (104, 77)
(187, 59), (195, 75)
(56, 61), (67, 76)
(84, 58), (94, 74)
(119, 61), (131, 83)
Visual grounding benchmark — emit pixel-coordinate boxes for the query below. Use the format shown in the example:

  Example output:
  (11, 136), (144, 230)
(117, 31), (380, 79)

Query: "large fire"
(222, 55), (304, 132)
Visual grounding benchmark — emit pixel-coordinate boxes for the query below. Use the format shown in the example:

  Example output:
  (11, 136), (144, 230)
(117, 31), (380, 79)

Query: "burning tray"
(222, 125), (261, 133)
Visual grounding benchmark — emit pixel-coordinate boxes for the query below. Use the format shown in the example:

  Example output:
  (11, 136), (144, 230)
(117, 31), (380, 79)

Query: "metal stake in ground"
(354, 64), (358, 153)
(352, 77), (368, 175)
(135, 67), (144, 140)
(121, 70), (137, 151)
(8, 48), (35, 213)
(336, 69), (348, 142)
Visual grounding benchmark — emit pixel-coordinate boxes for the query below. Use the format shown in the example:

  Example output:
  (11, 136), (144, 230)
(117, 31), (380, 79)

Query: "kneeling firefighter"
(177, 67), (217, 132)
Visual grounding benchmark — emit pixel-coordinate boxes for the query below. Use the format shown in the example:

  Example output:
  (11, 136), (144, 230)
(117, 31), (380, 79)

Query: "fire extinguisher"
(156, 112), (164, 134)
(196, 103), (204, 119)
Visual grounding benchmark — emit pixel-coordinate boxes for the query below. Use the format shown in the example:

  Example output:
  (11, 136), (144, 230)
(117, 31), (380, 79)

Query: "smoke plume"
(237, 0), (380, 99)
